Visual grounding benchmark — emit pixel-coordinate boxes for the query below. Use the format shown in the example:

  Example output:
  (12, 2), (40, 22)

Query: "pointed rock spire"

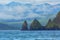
(21, 20), (28, 30)
(30, 19), (42, 30)
(46, 19), (54, 29)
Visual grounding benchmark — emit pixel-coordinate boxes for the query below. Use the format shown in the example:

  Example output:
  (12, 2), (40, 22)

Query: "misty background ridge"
(0, 2), (60, 25)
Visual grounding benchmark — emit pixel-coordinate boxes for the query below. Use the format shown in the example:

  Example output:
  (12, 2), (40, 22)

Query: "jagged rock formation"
(21, 11), (60, 30)
(46, 19), (54, 30)
(46, 11), (60, 30)
(30, 19), (42, 30)
(21, 20), (28, 30)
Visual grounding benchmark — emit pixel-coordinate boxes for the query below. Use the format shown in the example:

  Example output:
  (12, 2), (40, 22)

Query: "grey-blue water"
(0, 30), (60, 40)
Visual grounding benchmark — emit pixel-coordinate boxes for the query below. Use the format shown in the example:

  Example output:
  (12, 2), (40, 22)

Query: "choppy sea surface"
(0, 30), (60, 40)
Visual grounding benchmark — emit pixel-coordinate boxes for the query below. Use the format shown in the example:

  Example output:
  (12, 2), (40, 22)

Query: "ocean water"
(0, 30), (60, 40)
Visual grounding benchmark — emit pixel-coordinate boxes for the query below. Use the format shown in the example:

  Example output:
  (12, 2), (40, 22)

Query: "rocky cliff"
(46, 11), (60, 30)
(53, 11), (60, 27)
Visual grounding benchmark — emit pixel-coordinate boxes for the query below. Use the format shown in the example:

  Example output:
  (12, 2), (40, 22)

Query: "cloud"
(0, 0), (60, 4)
(0, 5), (46, 20)
(0, 12), (15, 19)
(47, 2), (60, 5)
(0, 0), (11, 4)
(26, 13), (45, 18)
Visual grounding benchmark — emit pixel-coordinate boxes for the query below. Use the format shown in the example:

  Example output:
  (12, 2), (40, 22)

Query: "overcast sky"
(0, 0), (60, 4)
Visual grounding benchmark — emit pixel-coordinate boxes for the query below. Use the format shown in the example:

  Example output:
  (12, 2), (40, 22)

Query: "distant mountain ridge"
(0, 23), (20, 30)
(0, 2), (60, 25)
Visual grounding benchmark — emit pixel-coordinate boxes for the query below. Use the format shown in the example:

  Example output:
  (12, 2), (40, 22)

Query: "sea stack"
(21, 20), (28, 30)
(30, 19), (42, 30)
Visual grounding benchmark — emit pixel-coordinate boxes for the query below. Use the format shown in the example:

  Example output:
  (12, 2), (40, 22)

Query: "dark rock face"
(21, 20), (28, 30)
(52, 11), (60, 29)
(53, 11), (60, 26)
(30, 19), (42, 30)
